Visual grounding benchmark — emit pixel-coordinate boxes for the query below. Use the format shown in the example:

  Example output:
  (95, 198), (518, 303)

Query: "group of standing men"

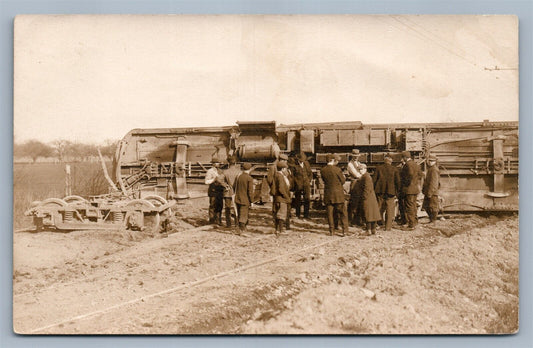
(205, 149), (440, 237)
(205, 155), (255, 235)
(346, 150), (440, 234)
(266, 152), (313, 236)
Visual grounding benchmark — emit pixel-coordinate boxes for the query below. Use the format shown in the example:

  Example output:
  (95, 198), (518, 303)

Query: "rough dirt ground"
(13, 198), (519, 335)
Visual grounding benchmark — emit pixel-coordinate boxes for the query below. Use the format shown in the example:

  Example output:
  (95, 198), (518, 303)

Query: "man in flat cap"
(320, 153), (349, 236)
(271, 161), (292, 236)
(266, 153), (293, 227)
(292, 152), (313, 219)
(399, 151), (423, 230)
(373, 153), (401, 231)
(347, 149), (364, 226)
(205, 157), (224, 225)
(422, 154), (440, 223)
(234, 162), (255, 235)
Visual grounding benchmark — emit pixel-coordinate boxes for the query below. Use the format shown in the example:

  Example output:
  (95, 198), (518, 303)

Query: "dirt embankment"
(13, 199), (519, 334)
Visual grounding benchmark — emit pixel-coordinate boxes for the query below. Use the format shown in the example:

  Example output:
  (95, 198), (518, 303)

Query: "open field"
(13, 162), (110, 228)
(13, 196), (519, 334)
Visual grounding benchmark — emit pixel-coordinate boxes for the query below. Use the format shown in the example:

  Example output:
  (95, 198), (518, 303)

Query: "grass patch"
(13, 162), (111, 228)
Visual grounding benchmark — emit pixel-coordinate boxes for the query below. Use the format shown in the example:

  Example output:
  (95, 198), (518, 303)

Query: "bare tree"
(16, 140), (54, 163)
(52, 139), (71, 162)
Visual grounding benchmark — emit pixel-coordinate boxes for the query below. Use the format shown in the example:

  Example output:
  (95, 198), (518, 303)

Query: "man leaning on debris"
(234, 162), (254, 236)
(422, 154), (440, 223)
(399, 151), (423, 230)
(205, 157), (224, 225)
(320, 154), (349, 237)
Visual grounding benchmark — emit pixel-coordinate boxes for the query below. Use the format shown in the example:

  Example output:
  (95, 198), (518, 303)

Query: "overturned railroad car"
(114, 120), (518, 212)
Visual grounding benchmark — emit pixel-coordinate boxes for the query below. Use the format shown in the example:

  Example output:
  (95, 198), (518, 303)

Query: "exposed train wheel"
(144, 194), (172, 221)
(63, 195), (88, 204)
(124, 199), (161, 234)
(41, 198), (68, 207)
(40, 198), (68, 230)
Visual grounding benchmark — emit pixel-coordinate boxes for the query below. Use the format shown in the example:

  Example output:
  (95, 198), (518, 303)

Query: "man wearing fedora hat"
(205, 157), (225, 225)
(234, 162), (255, 235)
(292, 152), (313, 219)
(347, 149), (364, 226)
(422, 154), (440, 223)
(320, 153), (349, 236)
(272, 161), (292, 236)
(400, 150), (423, 230)
(373, 153), (401, 231)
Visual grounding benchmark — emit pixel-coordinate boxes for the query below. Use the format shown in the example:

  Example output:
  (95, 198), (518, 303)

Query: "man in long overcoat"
(422, 154), (440, 223)
(360, 164), (382, 235)
(373, 154), (401, 231)
(320, 154), (348, 236)
(400, 151), (423, 230)
(292, 152), (313, 219)
(234, 162), (254, 235)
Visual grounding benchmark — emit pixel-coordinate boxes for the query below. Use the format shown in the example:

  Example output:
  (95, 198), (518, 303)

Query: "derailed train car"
(115, 120), (518, 212)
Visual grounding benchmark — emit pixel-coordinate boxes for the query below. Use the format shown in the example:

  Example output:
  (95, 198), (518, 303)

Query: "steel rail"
(28, 231), (350, 334)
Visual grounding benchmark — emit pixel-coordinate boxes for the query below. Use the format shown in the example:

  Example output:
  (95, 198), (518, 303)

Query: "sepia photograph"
(13, 14), (518, 335)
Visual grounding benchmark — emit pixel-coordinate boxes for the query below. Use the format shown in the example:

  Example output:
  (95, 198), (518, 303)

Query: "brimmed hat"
(276, 161), (288, 170)
(352, 149), (360, 155)
(428, 154), (437, 161)
(242, 162), (252, 170)
(401, 151), (411, 158)
(211, 157), (221, 164)
(296, 152), (307, 161)
(326, 154), (335, 162)
(279, 153), (288, 161)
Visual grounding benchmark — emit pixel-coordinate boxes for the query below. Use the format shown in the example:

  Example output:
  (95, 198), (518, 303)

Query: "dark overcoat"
(234, 172), (254, 206)
(373, 163), (400, 196)
(320, 164), (346, 204)
(293, 160), (313, 191)
(272, 171), (292, 203)
(222, 165), (241, 197)
(400, 159), (422, 195)
(361, 173), (382, 222)
(422, 165), (440, 197)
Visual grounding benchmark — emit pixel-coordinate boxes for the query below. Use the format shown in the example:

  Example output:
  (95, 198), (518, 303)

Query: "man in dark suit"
(205, 158), (224, 225)
(373, 153), (401, 231)
(234, 162), (254, 235)
(320, 154), (348, 236)
(422, 154), (440, 223)
(222, 156), (241, 228)
(272, 161), (292, 236)
(400, 151), (423, 230)
(292, 152), (313, 219)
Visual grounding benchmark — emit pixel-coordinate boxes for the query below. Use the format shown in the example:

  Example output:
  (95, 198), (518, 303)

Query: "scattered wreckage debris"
(25, 194), (175, 234)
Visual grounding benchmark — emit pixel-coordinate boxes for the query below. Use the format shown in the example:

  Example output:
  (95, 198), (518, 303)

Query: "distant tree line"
(14, 139), (119, 163)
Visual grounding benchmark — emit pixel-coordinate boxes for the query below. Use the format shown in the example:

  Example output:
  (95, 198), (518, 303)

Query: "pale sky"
(14, 15), (518, 144)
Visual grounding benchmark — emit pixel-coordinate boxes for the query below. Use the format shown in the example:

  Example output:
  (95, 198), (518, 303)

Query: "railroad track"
(27, 229), (353, 334)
